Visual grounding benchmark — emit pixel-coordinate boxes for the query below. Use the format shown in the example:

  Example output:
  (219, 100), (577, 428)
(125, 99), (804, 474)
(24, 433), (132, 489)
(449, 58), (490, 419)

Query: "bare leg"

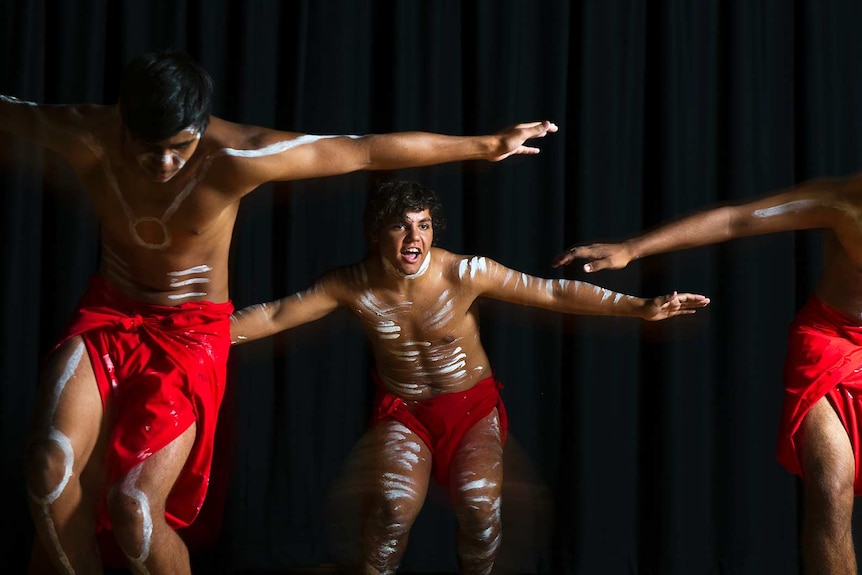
(106, 422), (197, 575)
(25, 337), (107, 574)
(797, 396), (857, 575)
(361, 420), (432, 575)
(450, 409), (504, 575)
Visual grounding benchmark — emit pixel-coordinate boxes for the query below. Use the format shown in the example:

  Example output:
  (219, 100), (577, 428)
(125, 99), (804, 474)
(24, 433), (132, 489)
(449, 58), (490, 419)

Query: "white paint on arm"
(753, 199), (819, 218)
(1, 94), (37, 106)
(219, 134), (363, 158)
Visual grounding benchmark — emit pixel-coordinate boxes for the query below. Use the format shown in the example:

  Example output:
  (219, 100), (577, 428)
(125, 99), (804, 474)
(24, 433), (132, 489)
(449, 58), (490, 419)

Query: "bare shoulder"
(439, 250), (505, 283)
(41, 104), (119, 161)
(833, 172), (862, 198)
(434, 248), (464, 276)
(203, 117), (303, 151)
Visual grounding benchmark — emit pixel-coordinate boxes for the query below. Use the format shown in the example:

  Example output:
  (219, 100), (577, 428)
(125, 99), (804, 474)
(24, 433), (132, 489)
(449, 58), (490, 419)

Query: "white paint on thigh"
(29, 340), (86, 575)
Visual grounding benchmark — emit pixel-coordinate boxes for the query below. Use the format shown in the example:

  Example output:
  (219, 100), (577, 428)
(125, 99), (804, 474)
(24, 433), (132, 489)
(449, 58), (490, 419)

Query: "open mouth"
(401, 247), (421, 264)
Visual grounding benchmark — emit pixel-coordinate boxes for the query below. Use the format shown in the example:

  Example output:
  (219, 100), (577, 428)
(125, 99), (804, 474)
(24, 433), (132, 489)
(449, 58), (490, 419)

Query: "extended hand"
(643, 292), (710, 321)
(552, 242), (633, 271)
(489, 120), (558, 162)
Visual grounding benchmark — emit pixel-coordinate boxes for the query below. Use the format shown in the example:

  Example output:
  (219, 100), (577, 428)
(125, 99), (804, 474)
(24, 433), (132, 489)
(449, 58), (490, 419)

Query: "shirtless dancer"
(230, 179), (710, 574)
(554, 175), (862, 575)
(2, 51), (558, 575)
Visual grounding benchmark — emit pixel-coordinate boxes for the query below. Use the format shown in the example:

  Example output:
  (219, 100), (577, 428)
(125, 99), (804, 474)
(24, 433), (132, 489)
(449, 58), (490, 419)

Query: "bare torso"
(51, 107), (263, 305)
(333, 249), (494, 401)
(805, 180), (862, 320)
(814, 230), (862, 321)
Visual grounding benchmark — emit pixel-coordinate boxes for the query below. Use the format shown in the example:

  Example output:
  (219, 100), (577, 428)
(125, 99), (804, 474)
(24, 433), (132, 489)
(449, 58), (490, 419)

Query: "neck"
(381, 250), (431, 283)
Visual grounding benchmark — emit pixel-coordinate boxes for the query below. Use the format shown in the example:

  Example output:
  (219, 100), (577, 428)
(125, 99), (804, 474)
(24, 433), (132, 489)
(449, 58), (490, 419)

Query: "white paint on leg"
(115, 463), (153, 574)
(28, 340), (86, 575)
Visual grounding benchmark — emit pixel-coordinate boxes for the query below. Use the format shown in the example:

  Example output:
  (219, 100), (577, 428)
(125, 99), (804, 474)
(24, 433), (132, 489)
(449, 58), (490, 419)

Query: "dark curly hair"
(363, 179), (446, 247)
(119, 51), (213, 142)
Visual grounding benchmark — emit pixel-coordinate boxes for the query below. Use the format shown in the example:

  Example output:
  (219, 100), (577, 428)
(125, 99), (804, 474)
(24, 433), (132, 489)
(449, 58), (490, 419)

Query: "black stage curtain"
(2, 1), (862, 573)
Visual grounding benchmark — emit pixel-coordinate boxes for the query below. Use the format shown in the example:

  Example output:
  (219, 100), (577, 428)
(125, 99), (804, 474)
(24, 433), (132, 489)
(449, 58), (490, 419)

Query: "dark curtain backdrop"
(2, 1), (862, 573)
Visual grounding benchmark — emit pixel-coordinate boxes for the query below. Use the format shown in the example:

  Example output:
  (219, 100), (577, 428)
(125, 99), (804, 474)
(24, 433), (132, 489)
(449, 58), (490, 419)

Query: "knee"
(24, 431), (76, 503)
(106, 485), (156, 558)
(369, 492), (419, 537)
(805, 462), (855, 515)
(454, 490), (502, 541)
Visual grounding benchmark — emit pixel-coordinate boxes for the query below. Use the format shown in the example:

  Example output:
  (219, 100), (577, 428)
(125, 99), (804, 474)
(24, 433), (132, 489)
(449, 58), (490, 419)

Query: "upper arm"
(730, 177), (854, 236)
(458, 255), (556, 309)
(267, 275), (344, 331)
(217, 125), (371, 193)
(0, 100), (89, 154)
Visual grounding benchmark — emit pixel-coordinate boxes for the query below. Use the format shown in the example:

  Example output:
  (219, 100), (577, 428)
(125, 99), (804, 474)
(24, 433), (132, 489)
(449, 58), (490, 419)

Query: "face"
(126, 127), (201, 182)
(376, 209), (434, 277)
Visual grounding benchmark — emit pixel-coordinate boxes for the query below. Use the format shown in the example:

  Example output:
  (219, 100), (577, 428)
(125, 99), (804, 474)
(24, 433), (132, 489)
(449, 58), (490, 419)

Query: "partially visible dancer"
(1, 50), (557, 574)
(231, 179), (709, 574)
(555, 175), (862, 575)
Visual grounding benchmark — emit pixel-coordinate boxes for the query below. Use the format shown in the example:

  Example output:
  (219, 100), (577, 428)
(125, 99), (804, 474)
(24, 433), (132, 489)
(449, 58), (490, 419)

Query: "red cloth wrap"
(778, 295), (862, 493)
(56, 274), (233, 530)
(370, 374), (508, 487)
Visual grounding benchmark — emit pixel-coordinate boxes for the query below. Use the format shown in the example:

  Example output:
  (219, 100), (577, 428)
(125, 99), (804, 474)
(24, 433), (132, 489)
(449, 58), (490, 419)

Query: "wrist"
(622, 239), (640, 262)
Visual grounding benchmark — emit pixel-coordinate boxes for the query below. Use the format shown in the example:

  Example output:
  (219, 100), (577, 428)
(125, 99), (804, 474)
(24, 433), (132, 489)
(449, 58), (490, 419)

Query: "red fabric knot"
(120, 314), (144, 331)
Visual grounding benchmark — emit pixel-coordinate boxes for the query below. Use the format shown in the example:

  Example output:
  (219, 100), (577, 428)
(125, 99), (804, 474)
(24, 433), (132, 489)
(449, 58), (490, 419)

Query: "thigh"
(798, 395), (855, 489)
(450, 408), (504, 507)
(119, 421), (198, 511)
(28, 337), (106, 477)
(367, 419), (434, 515)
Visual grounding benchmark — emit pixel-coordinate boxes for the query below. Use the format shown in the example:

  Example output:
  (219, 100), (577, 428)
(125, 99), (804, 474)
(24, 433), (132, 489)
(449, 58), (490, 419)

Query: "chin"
(152, 172), (177, 183)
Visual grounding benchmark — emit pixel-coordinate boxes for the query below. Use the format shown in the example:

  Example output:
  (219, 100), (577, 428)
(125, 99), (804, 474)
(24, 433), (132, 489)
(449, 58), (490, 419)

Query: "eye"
(419, 223), (431, 230)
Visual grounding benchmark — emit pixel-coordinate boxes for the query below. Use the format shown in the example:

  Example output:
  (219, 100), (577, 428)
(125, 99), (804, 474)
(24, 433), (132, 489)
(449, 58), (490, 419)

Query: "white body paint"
(112, 463), (153, 574)
(28, 341), (86, 575)
(1, 94), (37, 106)
(753, 199), (819, 218)
(382, 250), (431, 279)
(83, 133), (364, 250)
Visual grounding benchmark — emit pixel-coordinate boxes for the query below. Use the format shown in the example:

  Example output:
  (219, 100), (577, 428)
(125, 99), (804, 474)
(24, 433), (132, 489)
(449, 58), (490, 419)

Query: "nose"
(160, 154), (173, 168)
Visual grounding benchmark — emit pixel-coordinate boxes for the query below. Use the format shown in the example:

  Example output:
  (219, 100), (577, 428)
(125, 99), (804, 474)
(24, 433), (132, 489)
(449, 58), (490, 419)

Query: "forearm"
(230, 301), (283, 344)
(551, 279), (647, 319)
(627, 207), (736, 260)
(363, 132), (494, 169)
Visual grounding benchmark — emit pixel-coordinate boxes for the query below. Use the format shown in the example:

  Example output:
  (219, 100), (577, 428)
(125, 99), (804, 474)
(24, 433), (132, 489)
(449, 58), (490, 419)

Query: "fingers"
(552, 246), (590, 268)
(512, 120), (559, 135)
(675, 293), (711, 307)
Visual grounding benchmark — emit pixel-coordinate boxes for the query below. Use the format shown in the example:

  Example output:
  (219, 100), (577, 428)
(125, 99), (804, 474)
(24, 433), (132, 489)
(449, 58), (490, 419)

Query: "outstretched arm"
(459, 256), (709, 321)
(0, 96), (91, 153)
(222, 120), (558, 192)
(552, 177), (855, 272)
(230, 277), (341, 344)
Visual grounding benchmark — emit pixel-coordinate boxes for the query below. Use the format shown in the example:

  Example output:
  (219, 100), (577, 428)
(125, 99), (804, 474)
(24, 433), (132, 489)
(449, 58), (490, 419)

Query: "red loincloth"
(55, 274), (233, 533)
(370, 374), (508, 487)
(777, 295), (862, 493)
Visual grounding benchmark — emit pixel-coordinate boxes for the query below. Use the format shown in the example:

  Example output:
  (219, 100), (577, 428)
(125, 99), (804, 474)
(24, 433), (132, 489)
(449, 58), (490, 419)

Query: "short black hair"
(119, 51), (213, 142)
(363, 179), (446, 245)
